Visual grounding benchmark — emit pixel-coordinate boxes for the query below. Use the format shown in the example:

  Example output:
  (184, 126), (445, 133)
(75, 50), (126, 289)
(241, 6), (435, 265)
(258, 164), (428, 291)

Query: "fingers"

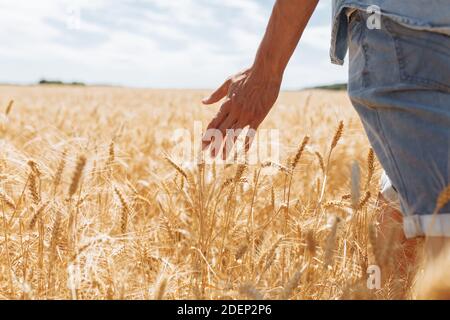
(217, 114), (237, 137)
(202, 100), (231, 150)
(202, 78), (231, 105)
(204, 123), (258, 160)
(203, 115), (260, 160)
(222, 123), (240, 160)
(221, 126), (259, 161)
(206, 99), (231, 129)
(244, 122), (259, 153)
(202, 91), (262, 160)
(221, 119), (259, 160)
(212, 116), (236, 158)
(205, 114), (240, 159)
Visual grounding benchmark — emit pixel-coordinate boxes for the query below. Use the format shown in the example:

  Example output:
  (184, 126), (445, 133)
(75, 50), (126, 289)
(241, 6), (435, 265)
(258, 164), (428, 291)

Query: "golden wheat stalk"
(330, 120), (344, 151)
(212, 160), (217, 181)
(70, 238), (104, 262)
(49, 210), (62, 261)
(261, 161), (291, 175)
(318, 121), (345, 204)
(368, 223), (380, 265)
(358, 191), (371, 210)
(53, 148), (68, 193)
(306, 229), (316, 258)
(234, 163), (247, 182)
(29, 200), (50, 229)
(270, 186), (275, 211)
(341, 194), (351, 201)
(235, 242), (249, 261)
(107, 140), (115, 166)
(27, 161), (40, 205)
(47, 209), (62, 293)
(5, 100), (13, 116)
(154, 277), (168, 300)
(68, 155), (87, 198)
(114, 186), (130, 234)
(365, 148), (375, 189)
(164, 156), (187, 179)
(0, 188), (15, 209)
(315, 151), (325, 174)
(258, 237), (283, 275)
(28, 160), (41, 176)
(290, 136), (310, 170)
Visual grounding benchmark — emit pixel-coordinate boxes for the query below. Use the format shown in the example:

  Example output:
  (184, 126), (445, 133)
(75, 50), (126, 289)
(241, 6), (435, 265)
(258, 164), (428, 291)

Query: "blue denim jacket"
(331, 0), (450, 65)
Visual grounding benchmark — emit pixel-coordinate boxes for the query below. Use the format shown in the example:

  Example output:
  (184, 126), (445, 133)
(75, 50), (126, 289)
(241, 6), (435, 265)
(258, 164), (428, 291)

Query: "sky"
(0, 0), (347, 89)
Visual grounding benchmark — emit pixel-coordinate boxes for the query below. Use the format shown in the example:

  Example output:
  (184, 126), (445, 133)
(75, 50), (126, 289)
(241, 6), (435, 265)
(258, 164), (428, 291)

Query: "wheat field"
(0, 85), (424, 300)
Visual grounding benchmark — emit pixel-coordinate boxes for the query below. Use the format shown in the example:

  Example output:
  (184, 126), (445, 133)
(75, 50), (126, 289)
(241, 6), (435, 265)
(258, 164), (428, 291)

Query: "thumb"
(202, 79), (230, 105)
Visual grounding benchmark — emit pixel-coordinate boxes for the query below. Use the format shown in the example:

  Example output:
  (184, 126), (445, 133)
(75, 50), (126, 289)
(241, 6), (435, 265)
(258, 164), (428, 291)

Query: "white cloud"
(0, 0), (347, 88)
(148, 0), (220, 27)
(301, 25), (333, 51)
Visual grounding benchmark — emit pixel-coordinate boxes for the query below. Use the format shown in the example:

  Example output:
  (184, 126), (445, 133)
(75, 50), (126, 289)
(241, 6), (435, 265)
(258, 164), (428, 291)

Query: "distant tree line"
(310, 83), (347, 91)
(38, 79), (85, 86)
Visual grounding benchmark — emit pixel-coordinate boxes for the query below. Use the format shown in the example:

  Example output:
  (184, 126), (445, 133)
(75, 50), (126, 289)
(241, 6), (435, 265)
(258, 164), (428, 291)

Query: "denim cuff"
(380, 172), (450, 238)
(403, 214), (450, 239)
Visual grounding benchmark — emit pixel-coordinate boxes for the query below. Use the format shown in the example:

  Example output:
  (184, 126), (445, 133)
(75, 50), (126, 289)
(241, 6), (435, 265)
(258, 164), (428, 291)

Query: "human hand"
(202, 67), (281, 159)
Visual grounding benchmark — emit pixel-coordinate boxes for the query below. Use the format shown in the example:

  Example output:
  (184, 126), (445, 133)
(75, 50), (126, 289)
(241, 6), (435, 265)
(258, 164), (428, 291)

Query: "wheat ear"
(68, 155), (87, 198)
(365, 148), (375, 189)
(53, 148), (67, 193)
(114, 186), (130, 234)
(5, 100), (13, 116)
(290, 136), (310, 170)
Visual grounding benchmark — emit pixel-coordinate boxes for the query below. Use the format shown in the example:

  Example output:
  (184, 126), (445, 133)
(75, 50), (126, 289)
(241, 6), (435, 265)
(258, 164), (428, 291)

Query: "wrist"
(251, 58), (284, 83)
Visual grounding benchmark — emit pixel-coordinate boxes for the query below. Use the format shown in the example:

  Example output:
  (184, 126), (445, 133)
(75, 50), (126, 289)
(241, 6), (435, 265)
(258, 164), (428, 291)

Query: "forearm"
(252, 0), (319, 78)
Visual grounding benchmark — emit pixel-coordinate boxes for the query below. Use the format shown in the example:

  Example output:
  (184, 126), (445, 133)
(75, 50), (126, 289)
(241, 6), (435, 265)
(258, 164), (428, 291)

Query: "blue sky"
(0, 0), (347, 89)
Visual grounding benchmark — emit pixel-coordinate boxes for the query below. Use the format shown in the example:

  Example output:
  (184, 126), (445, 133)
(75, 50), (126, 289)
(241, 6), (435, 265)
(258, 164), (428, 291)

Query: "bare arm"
(252, 0), (319, 79)
(202, 0), (319, 158)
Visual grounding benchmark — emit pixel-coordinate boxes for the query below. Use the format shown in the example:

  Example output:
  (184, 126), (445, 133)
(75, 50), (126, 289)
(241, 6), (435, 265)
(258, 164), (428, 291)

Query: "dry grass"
(0, 85), (430, 300)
